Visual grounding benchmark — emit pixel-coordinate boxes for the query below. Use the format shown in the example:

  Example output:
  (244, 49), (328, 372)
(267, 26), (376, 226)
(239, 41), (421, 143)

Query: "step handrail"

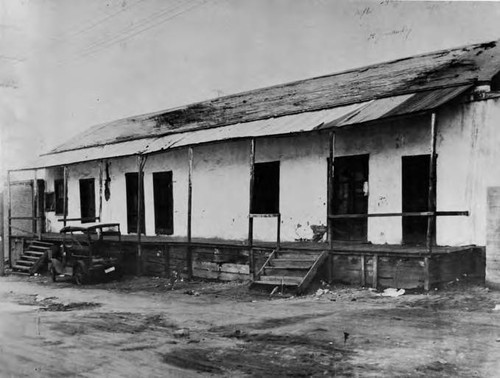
(297, 250), (329, 295)
(254, 249), (276, 280)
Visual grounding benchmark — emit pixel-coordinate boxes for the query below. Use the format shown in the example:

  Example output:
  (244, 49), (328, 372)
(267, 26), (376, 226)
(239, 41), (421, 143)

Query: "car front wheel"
(74, 265), (87, 285)
(50, 266), (57, 282)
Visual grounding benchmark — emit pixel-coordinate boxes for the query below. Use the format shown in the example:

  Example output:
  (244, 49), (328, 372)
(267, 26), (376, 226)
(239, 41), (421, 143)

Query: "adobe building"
(5, 39), (500, 292)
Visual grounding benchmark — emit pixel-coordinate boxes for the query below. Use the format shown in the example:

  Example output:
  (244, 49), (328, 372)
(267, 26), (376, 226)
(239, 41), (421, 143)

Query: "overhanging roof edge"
(11, 85), (473, 172)
(46, 81), (476, 155)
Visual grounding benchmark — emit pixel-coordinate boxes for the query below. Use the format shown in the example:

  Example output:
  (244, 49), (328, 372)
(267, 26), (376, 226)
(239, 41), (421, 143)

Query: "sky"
(2, 0), (500, 180)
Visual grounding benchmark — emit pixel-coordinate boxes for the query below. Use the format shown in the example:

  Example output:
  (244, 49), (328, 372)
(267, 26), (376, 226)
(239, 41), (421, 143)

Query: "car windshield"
(67, 231), (90, 246)
(62, 233), (91, 258)
(97, 225), (119, 234)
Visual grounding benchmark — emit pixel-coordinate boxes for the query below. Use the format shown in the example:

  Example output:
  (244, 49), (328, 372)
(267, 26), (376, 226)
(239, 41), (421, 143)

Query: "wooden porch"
(20, 233), (484, 291)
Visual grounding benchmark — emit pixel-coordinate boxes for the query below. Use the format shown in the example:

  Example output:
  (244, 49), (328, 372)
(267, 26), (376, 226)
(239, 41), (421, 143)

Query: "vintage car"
(49, 223), (123, 284)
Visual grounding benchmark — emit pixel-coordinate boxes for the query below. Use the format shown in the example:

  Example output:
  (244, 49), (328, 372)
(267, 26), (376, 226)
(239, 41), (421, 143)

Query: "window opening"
(125, 172), (145, 234)
(252, 161), (280, 214)
(153, 171), (174, 235)
(54, 179), (67, 216)
(79, 178), (96, 223)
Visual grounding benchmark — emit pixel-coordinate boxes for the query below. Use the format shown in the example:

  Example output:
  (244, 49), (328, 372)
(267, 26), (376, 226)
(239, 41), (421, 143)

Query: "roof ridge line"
(44, 81), (475, 156)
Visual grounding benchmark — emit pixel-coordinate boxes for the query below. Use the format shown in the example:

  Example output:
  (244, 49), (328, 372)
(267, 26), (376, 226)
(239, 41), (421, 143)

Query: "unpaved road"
(1, 275), (500, 377)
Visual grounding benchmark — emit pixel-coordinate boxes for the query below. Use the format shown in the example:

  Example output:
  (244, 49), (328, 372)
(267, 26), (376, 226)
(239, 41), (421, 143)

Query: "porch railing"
(327, 210), (470, 254)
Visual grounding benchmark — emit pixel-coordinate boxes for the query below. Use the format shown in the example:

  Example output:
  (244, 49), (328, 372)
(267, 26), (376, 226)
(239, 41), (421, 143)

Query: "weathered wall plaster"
(32, 98), (500, 248)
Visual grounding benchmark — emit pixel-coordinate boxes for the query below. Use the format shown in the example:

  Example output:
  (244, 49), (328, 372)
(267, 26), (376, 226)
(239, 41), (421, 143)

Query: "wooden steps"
(252, 249), (329, 294)
(254, 275), (303, 285)
(12, 240), (54, 275)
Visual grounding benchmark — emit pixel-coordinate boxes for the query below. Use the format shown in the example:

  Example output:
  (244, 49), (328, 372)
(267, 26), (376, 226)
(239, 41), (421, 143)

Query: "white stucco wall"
(99, 156), (135, 233)
(335, 118), (430, 244)
(461, 98), (500, 245)
(33, 96), (500, 246)
(434, 102), (479, 246)
(143, 149), (189, 237)
(446, 96), (500, 286)
(332, 98), (500, 247)
(253, 134), (328, 241)
(434, 97), (500, 247)
(44, 163), (101, 232)
(191, 141), (250, 240)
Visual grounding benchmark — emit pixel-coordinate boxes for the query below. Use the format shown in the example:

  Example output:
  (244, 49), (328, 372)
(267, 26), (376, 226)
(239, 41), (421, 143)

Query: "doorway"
(153, 171), (174, 235)
(37, 179), (46, 233)
(331, 155), (369, 241)
(402, 155), (433, 244)
(79, 178), (95, 223)
(125, 173), (145, 234)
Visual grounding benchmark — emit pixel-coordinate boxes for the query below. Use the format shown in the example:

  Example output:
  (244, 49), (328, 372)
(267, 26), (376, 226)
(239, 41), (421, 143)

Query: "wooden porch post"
(424, 257), (430, 291)
(63, 166), (68, 227)
(187, 147), (193, 279)
(248, 138), (256, 277)
(33, 169), (41, 240)
(276, 213), (281, 250)
(0, 188), (3, 275)
(136, 155), (146, 276)
(327, 131), (336, 250)
(7, 170), (12, 268)
(1, 171), (9, 275)
(361, 255), (366, 287)
(98, 160), (103, 221)
(372, 254), (378, 289)
(426, 112), (437, 254)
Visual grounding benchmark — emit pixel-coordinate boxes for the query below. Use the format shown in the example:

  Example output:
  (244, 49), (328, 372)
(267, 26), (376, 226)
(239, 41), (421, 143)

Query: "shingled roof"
(47, 39), (500, 155)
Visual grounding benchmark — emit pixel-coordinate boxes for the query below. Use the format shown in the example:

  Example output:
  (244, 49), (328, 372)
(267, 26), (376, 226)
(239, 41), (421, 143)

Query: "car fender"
(74, 260), (89, 274)
(50, 259), (64, 274)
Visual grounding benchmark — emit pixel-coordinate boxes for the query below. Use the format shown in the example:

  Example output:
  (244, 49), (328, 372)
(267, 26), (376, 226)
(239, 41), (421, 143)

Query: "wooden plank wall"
(332, 255), (371, 285)
(332, 254), (426, 289)
(487, 187), (500, 288)
(429, 247), (485, 287)
(37, 235), (486, 289)
(106, 241), (137, 275)
(330, 248), (485, 290)
(378, 257), (425, 289)
(330, 255), (426, 289)
(139, 243), (251, 281)
(142, 244), (170, 277)
(191, 245), (249, 281)
(39, 236), (256, 281)
(109, 244), (488, 288)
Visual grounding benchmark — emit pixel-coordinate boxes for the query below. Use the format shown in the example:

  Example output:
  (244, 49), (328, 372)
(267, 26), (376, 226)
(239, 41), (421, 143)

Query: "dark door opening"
(54, 179), (67, 216)
(79, 178), (96, 223)
(331, 154), (369, 241)
(37, 179), (46, 233)
(402, 155), (434, 244)
(153, 171), (174, 235)
(252, 161), (280, 214)
(125, 173), (145, 234)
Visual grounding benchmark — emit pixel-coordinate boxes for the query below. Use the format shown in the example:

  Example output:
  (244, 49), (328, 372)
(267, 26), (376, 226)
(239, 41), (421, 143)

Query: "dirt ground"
(1, 274), (500, 378)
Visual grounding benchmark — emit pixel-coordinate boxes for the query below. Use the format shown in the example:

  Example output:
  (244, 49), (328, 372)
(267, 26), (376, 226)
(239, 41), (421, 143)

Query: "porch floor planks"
(41, 232), (474, 255)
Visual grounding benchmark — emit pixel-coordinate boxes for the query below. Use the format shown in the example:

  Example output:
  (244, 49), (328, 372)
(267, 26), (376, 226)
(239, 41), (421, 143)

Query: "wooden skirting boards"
(35, 234), (485, 290)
